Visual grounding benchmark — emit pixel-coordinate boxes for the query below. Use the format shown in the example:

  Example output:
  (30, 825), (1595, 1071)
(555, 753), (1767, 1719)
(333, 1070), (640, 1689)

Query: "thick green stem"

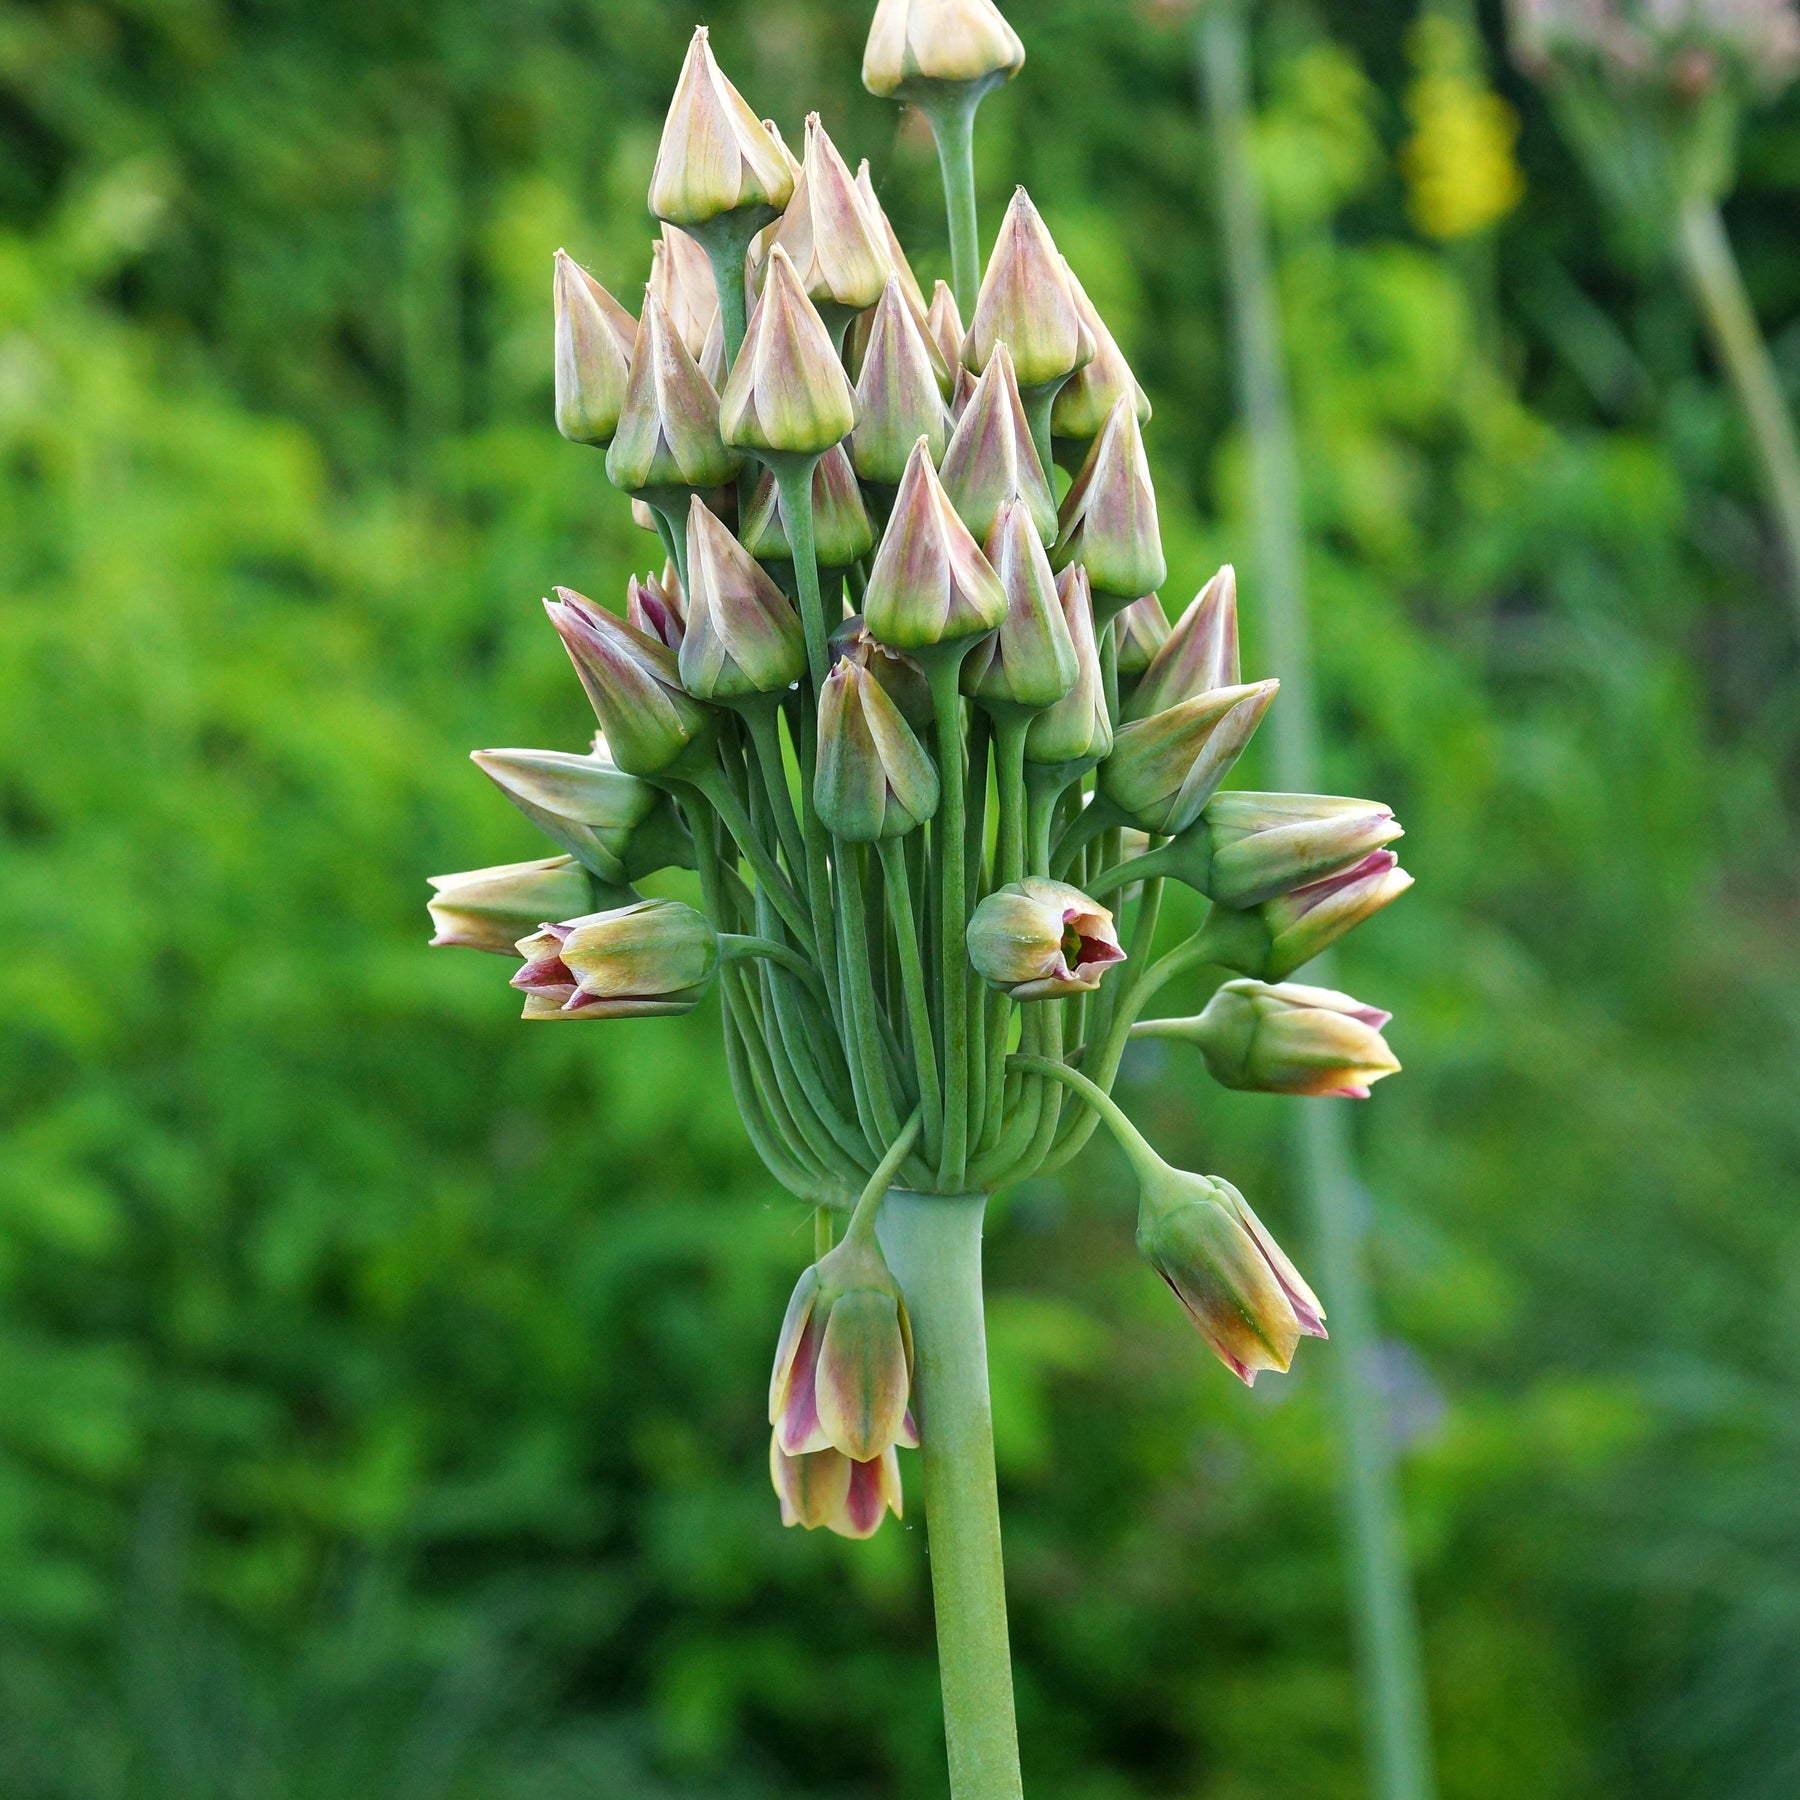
(650, 502), (690, 595)
(873, 1191), (1022, 1800)
(921, 88), (984, 318)
(772, 456), (832, 690)
(690, 209), (765, 373)
(878, 839), (944, 1163)
(1675, 195), (1800, 637)
(689, 767), (814, 952)
(926, 659), (971, 1191)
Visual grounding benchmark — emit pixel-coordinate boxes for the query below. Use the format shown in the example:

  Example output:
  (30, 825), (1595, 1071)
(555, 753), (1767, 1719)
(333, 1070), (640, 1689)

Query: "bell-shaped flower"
(1126, 565), (1239, 720)
(679, 496), (806, 702)
(938, 342), (1058, 546)
(721, 244), (859, 456)
(831, 616), (935, 730)
(849, 276), (953, 484)
(967, 877), (1124, 1000)
(1054, 391), (1165, 604)
(1113, 592), (1170, 681)
(427, 855), (599, 956)
(769, 1234), (918, 1461)
(648, 223), (719, 360)
(770, 1436), (904, 1539)
(1024, 565), (1112, 766)
(815, 659), (942, 841)
(1098, 679), (1279, 835)
(962, 497), (1079, 711)
(1194, 791), (1404, 910)
(963, 188), (1094, 389)
(926, 279), (965, 374)
(765, 114), (891, 327)
(606, 292), (743, 501)
(1050, 258), (1151, 450)
(1137, 1168), (1326, 1384)
(511, 898), (718, 1021)
(553, 250), (636, 446)
(545, 587), (714, 777)
(625, 570), (685, 652)
(738, 444), (875, 569)
(1141, 979), (1400, 1099)
(471, 739), (667, 885)
(649, 26), (794, 229)
(862, 436), (1008, 651)
(863, 0), (1026, 100)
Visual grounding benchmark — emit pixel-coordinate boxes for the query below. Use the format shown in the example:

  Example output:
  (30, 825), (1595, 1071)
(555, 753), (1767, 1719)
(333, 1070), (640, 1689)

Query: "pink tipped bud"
(964, 187), (1094, 390)
(680, 495), (807, 702)
(938, 341), (1058, 546)
(1054, 391), (1165, 602)
(1098, 680), (1279, 835)
(720, 243), (859, 455)
(426, 855), (599, 956)
(862, 0), (1025, 99)
(553, 250), (635, 446)
(1024, 564), (1112, 766)
(605, 292), (743, 501)
(648, 26), (795, 229)
(1126, 566), (1239, 719)
(967, 877), (1125, 1000)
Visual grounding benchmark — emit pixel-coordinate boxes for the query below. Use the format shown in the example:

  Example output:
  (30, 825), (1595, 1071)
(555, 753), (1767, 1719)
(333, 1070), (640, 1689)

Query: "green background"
(1, 0), (1797, 1793)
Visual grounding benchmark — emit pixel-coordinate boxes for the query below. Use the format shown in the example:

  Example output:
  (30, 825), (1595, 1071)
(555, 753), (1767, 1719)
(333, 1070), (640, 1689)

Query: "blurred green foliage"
(0, 0), (1797, 1794)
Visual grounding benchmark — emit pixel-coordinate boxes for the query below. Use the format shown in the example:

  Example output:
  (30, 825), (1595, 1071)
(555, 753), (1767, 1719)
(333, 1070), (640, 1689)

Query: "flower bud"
(770, 1236), (918, 1461)
(815, 659), (942, 840)
(1137, 1168), (1326, 1385)
(963, 188), (1094, 389)
(962, 496), (1079, 710)
(511, 897), (718, 1020)
(680, 495), (807, 702)
(855, 160), (930, 321)
(625, 570), (685, 652)
(553, 250), (636, 446)
(862, 436), (1008, 650)
(765, 115), (891, 326)
(648, 224), (719, 361)
(831, 616), (935, 730)
(938, 342), (1058, 546)
(926, 279), (965, 373)
(1054, 392), (1165, 603)
(1261, 851), (1413, 980)
(545, 587), (714, 777)
(1126, 566), (1238, 720)
(1196, 791), (1404, 910)
(427, 855), (599, 955)
(648, 26), (795, 229)
(738, 445), (876, 568)
(471, 739), (669, 884)
(1144, 979), (1399, 1098)
(720, 243), (860, 456)
(1024, 564), (1112, 766)
(1113, 592), (1170, 680)
(967, 877), (1124, 1000)
(1098, 680), (1279, 835)
(949, 363), (978, 426)
(770, 1436), (904, 1538)
(605, 293), (744, 501)
(1050, 258), (1151, 451)
(862, 0), (1026, 101)
(849, 276), (953, 484)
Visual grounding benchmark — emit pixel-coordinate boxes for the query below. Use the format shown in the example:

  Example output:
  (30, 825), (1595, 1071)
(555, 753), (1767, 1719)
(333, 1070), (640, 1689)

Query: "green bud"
(649, 223), (719, 361)
(625, 569), (685, 652)
(962, 496), (1079, 710)
(967, 877), (1124, 1000)
(849, 275), (953, 484)
(648, 26), (795, 229)
(720, 243), (859, 456)
(426, 855), (601, 956)
(855, 160), (930, 320)
(925, 279), (965, 374)
(1125, 565), (1238, 720)
(831, 616), (935, 730)
(815, 659), (942, 840)
(1054, 391), (1165, 602)
(553, 250), (635, 446)
(1024, 565), (1112, 766)
(471, 739), (666, 884)
(770, 1435), (904, 1538)
(862, 0), (1025, 99)
(1050, 257), (1151, 451)
(545, 587), (714, 777)
(938, 342), (1058, 546)
(1098, 680), (1278, 835)
(738, 444), (875, 568)
(964, 187), (1094, 389)
(765, 114), (891, 328)
(511, 897), (718, 1020)
(1136, 1168), (1326, 1385)
(1113, 592), (1170, 681)
(1197, 791), (1404, 910)
(1140, 979), (1400, 1098)
(605, 292), (744, 502)
(680, 494), (807, 701)
(862, 436), (1009, 650)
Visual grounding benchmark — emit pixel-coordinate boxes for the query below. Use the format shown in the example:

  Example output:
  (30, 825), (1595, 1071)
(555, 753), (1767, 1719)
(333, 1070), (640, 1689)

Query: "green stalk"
(918, 86), (985, 318)
(771, 456), (832, 689)
(650, 502), (690, 594)
(874, 1190), (1022, 1800)
(837, 841), (902, 1148)
(688, 767), (814, 952)
(689, 208), (765, 372)
(1199, 13), (1438, 1800)
(1675, 194), (1800, 637)
(741, 702), (806, 876)
(878, 838), (944, 1163)
(925, 658), (971, 1191)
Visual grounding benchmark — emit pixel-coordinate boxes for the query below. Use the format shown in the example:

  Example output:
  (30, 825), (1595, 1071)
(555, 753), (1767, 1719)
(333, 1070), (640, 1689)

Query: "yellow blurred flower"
(1400, 18), (1526, 241)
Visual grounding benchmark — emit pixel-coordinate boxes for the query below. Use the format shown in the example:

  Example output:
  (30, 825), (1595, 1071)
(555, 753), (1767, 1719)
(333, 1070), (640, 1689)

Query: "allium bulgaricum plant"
(428, 3), (1411, 1791)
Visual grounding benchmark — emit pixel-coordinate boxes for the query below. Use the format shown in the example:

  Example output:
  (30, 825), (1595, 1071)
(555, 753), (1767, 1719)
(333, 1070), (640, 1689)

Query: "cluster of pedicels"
(428, 0), (1413, 1540)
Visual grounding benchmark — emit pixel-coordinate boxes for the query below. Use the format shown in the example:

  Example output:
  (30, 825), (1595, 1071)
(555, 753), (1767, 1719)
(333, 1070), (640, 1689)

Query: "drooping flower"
(967, 878), (1124, 1000)
(510, 898), (718, 1020)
